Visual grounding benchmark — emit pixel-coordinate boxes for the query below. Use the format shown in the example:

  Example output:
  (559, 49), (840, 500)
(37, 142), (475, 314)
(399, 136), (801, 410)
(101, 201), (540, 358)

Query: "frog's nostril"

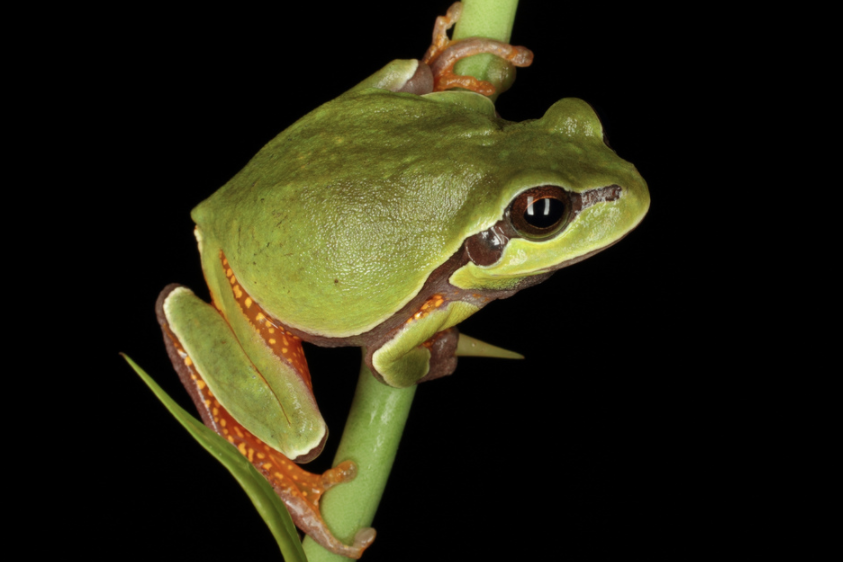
(580, 185), (622, 210)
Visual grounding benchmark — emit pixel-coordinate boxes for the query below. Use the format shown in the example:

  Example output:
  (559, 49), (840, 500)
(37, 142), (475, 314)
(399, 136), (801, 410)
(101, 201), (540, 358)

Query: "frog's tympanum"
(156, 3), (649, 558)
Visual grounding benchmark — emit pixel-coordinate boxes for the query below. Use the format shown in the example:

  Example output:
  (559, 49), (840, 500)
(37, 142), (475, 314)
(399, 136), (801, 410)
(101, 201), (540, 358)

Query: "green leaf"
(122, 354), (307, 562)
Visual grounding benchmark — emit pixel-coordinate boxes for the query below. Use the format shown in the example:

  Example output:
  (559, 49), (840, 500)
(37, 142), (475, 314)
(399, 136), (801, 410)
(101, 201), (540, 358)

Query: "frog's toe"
(415, 327), (460, 383)
(353, 527), (377, 552)
(321, 459), (357, 490)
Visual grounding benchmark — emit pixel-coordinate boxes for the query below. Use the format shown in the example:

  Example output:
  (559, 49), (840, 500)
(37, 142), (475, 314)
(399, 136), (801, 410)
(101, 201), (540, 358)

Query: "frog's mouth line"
(539, 233), (627, 273)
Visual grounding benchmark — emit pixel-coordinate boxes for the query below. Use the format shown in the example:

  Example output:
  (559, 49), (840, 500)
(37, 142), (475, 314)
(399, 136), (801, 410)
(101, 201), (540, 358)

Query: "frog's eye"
(508, 186), (572, 239)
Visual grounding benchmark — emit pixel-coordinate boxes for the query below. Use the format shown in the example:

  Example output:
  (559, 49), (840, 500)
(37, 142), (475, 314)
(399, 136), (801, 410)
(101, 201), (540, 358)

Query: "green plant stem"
(303, 3), (520, 559)
(302, 360), (416, 562)
(453, 0), (521, 101)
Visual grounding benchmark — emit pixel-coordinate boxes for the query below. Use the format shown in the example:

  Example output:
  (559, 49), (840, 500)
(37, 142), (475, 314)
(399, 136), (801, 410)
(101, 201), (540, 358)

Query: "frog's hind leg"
(156, 284), (375, 559)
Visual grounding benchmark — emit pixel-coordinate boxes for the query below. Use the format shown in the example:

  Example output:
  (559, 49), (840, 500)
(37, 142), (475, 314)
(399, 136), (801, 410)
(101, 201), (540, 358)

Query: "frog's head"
(451, 97), (650, 292)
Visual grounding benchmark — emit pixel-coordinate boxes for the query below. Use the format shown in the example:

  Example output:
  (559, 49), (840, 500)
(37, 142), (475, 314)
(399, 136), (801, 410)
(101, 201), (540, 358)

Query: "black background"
(72, 1), (742, 560)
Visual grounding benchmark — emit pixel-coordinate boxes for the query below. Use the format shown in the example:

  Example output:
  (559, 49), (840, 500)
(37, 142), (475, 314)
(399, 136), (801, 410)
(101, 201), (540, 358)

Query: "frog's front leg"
(366, 293), (481, 388)
(422, 1), (533, 96)
(155, 285), (375, 559)
(349, 2), (532, 97)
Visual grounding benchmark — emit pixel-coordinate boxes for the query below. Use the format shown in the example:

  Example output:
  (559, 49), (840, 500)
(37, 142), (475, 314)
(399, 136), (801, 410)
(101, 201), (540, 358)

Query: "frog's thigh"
(372, 300), (479, 388)
(161, 286), (327, 461)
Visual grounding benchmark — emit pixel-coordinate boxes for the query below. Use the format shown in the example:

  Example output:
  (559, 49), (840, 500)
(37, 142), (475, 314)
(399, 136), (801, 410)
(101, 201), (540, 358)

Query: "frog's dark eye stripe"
(508, 185), (572, 239)
(466, 184), (623, 265)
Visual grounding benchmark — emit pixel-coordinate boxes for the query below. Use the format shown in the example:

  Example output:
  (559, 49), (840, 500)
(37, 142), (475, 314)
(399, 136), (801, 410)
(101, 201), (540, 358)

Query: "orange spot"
(245, 297), (253, 308)
(406, 294), (448, 324)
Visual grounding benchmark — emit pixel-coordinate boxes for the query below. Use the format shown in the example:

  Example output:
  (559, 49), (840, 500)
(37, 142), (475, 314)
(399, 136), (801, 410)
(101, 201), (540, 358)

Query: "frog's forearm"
(453, 0), (522, 98)
(302, 360), (416, 562)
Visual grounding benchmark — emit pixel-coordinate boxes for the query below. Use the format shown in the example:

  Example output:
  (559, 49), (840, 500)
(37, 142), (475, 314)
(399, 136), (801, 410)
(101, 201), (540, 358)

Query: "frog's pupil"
(524, 197), (565, 229)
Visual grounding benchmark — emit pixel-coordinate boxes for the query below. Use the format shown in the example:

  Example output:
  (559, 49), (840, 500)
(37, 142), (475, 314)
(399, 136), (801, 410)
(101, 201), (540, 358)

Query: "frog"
(155, 2), (649, 558)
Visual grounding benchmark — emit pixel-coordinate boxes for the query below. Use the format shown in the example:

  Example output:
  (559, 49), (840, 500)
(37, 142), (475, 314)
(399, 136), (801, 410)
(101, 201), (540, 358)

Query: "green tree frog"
(155, 3), (649, 558)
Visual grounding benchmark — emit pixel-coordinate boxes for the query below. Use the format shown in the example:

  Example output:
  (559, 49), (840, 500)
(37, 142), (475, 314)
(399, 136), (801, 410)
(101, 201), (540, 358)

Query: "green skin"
(162, 57), (649, 516)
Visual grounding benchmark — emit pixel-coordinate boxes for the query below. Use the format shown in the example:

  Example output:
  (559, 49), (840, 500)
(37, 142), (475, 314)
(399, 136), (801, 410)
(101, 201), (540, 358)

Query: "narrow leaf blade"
(456, 333), (524, 359)
(122, 353), (307, 562)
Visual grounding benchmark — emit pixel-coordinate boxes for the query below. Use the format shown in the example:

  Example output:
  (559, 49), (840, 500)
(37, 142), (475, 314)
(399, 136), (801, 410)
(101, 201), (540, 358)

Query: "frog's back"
(192, 90), (640, 338)
(193, 91), (488, 337)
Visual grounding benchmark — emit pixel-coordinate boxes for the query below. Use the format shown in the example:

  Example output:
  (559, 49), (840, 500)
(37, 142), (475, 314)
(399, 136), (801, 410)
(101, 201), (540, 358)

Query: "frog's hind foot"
(272, 459), (375, 559)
